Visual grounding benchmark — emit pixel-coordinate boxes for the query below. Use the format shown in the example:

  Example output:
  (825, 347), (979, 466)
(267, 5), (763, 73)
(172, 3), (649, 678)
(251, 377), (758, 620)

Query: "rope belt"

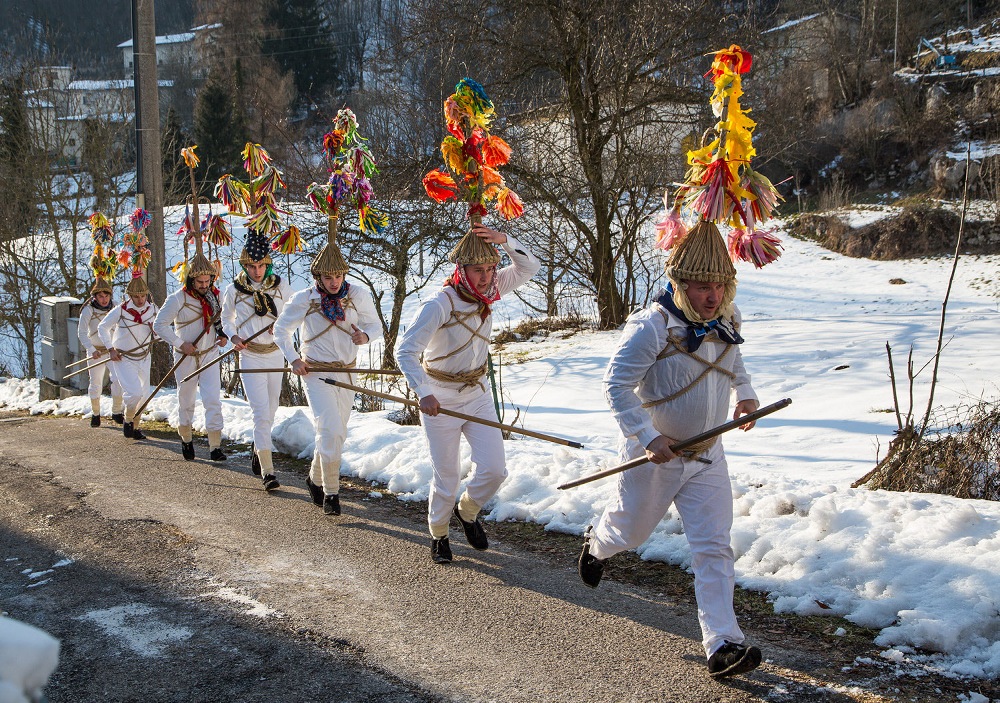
(94, 345), (108, 355)
(422, 361), (488, 392)
(120, 340), (152, 361)
(244, 340), (279, 354)
(677, 435), (718, 459)
(305, 358), (357, 372)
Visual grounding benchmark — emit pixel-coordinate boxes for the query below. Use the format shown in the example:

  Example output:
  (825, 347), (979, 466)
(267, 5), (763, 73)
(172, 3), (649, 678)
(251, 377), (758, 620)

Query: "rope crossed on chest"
(304, 299), (356, 344)
(641, 311), (737, 409)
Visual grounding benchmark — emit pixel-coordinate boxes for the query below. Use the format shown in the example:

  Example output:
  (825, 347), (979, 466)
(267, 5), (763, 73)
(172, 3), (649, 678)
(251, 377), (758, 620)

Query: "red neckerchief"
(444, 263), (499, 321)
(121, 300), (145, 324)
(184, 287), (220, 330)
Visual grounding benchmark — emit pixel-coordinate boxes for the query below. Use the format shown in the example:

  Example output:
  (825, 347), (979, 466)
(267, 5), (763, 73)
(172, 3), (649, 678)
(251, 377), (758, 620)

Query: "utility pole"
(132, 0), (170, 381)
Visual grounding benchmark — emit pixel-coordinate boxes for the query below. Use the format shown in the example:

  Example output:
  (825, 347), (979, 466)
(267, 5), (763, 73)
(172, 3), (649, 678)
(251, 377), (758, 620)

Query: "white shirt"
(603, 302), (758, 449)
(78, 301), (114, 353)
(273, 282), (382, 365)
(397, 235), (540, 399)
(98, 300), (159, 353)
(221, 274), (292, 348)
(153, 288), (222, 353)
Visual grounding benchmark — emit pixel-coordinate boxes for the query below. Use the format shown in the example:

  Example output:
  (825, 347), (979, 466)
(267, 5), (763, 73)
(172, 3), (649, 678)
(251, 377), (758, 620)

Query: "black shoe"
(90, 415), (100, 428)
(305, 477), (324, 506)
(708, 642), (762, 678)
(262, 474), (280, 491)
(210, 448), (227, 462)
(250, 444), (261, 476)
(323, 494), (341, 515)
(111, 413), (124, 424)
(181, 441), (195, 461)
(431, 537), (452, 564)
(123, 422), (134, 438)
(453, 505), (488, 550)
(578, 526), (605, 588)
(132, 428), (146, 441)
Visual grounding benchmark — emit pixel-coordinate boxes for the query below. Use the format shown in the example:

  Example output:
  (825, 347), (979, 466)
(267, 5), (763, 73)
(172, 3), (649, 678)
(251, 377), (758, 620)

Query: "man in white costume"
(98, 271), (158, 440)
(78, 275), (123, 427)
(273, 235), (381, 516)
(153, 251), (229, 461)
(222, 232), (292, 490)
(397, 223), (539, 564)
(578, 220), (762, 678)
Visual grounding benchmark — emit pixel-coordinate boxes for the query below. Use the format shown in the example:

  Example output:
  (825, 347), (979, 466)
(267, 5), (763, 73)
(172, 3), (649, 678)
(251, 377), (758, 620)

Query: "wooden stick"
(557, 398), (792, 490)
(323, 377), (584, 449)
(178, 324), (271, 384)
(238, 367), (402, 375)
(133, 324), (212, 420)
(62, 341), (154, 379)
(66, 353), (105, 369)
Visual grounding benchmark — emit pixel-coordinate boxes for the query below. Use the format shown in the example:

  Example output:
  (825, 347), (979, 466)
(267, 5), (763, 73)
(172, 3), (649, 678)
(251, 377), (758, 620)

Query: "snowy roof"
(117, 31), (193, 49)
(763, 12), (822, 34)
(57, 112), (134, 122)
(117, 22), (221, 49)
(65, 79), (174, 90)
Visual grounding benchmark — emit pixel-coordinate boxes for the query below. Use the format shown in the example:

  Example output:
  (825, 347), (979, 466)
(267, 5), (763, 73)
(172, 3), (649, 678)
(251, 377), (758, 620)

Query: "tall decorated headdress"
(422, 78), (523, 265)
(653, 45), (783, 322)
(87, 211), (117, 296)
(171, 145), (228, 284)
(121, 207), (153, 297)
(305, 108), (387, 277)
(215, 142), (299, 270)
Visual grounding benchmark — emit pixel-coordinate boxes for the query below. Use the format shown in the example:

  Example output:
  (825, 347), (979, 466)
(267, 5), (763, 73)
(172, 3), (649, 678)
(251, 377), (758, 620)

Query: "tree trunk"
(381, 265), (408, 369)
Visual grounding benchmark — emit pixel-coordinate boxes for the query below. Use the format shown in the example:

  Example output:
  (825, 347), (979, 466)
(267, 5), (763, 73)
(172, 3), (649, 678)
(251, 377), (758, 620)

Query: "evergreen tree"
(0, 75), (38, 243)
(192, 72), (246, 191)
(161, 106), (189, 204)
(263, 0), (340, 103)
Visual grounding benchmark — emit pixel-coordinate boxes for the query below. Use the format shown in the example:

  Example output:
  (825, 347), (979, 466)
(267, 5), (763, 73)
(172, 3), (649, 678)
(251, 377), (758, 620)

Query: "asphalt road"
(0, 414), (892, 702)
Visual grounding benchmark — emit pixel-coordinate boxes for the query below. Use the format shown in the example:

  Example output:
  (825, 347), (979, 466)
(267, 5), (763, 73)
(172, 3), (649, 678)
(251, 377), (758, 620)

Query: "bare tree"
(406, 0), (731, 328)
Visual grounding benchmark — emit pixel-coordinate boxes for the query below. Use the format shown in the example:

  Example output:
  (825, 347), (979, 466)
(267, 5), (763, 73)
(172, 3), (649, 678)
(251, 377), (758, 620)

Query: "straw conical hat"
(311, 214), (349, 276)
(126, 272), (149, 297)
(664, 221), (736, 283)
(447, 228), (500, 265)
(90, 277), (113, 295)
(187, 251), (217, 279)
(664, 220), (737, 322)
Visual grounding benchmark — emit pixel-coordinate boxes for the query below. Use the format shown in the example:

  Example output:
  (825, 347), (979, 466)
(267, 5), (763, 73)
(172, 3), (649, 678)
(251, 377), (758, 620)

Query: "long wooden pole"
(178, 323), (271, 384)
(133, 324), (212, 420)
(557, 398), (792, 490)
(67, 353), (104, 369)
(238, 367), (402, 375)
(62, 340), (156, 379)
(323, 378), (584, 449)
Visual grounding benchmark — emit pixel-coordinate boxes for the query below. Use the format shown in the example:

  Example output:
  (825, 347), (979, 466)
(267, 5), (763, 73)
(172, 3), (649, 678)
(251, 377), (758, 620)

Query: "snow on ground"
(5, 215), (1000, 685)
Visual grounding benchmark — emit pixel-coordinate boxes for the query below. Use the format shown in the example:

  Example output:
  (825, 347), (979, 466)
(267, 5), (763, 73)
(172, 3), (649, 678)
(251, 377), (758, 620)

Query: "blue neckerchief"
(318, 281), (351, 323)
(656, 285), (743, 352)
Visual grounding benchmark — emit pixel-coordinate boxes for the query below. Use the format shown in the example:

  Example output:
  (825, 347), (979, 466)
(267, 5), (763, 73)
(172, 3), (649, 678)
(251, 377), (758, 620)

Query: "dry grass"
(859, 399), (1000, 499)
(492, 313), (591, 346)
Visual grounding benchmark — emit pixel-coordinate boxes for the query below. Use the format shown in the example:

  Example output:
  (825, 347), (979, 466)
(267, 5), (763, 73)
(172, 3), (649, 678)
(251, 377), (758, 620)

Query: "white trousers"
(87, 362), (121, 402)
(174, 351), (223, 431)
(112, 356), (151, 414)
(239, 348), (284, 451)
(303, 373), (353, 494)
(590, 441), (743, 658)
(421, 386), (507, 537)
